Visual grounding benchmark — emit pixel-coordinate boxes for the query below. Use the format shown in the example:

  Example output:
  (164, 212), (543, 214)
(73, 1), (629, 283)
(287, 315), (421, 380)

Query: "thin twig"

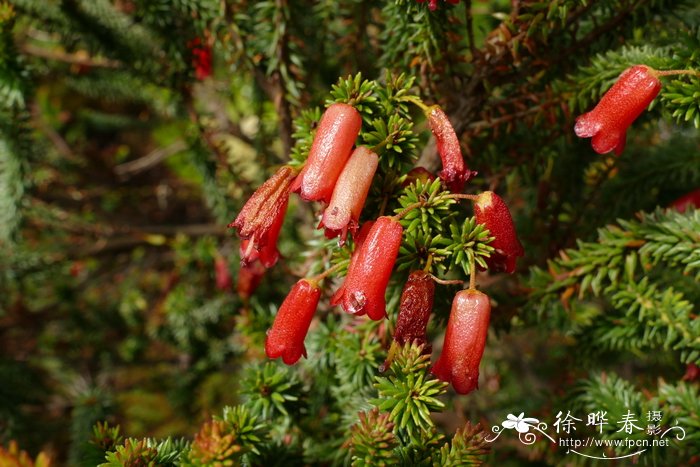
(114, 141), (188, 179)
(20, 44), (121, 68)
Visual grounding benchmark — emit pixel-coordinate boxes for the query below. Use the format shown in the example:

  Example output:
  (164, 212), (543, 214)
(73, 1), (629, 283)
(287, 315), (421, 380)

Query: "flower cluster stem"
(430, 274), (463, 286)
(653, 69), (700, 78)
(393, 201), (425, 220)
(308, 260), (350, 285)
(469, 254), (477, 290)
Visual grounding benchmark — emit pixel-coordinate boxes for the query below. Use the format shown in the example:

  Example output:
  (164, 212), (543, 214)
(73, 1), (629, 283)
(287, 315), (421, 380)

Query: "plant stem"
(401, 95), (432, 114)
(308, 260), (350, 285)
(423, 255), (433, 273)
(469, 254), (477, 290)
(430, 274), (463, 286)
(654, 69), (700, 77)
(393, 201), (425, 220)
(446, 193), (479, 202)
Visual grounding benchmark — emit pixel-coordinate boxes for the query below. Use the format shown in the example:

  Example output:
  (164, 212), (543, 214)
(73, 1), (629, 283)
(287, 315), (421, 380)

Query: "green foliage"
(328, 73), (379, 121)
(349, 409), (398, 467)
(0, 4), (29, 245)
(87, 422), (123, 463)
(567, 373), (700, 462)
(436, 422), (490, 466)
(289, 106), (321, 167)
(184, 405), (268, 466)
(527, 209), (700, 364)
(334, 320), (384, 398)
(372, 344), (447, 444)
(395, 178), (493, 276)
(241, 362), (303, 420)
(660, 28), (700, 128)
(100, 437), (188, 467)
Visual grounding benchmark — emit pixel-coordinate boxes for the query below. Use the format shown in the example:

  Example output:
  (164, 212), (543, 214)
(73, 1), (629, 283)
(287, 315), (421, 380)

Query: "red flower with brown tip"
(474, 191), (524, 273)
(291, 103), (362, 203)
(265, 279), (321, 365)
(431, 289), (490, 394)
(320, 146), (378, 244)
(238, 198), (287, 268)
(230, 166), (295, 267)
(427, 106), (474, 193)
(393, 270), (435, 349)
(331, 216), (403, 321)
(575, 65), (661, 155)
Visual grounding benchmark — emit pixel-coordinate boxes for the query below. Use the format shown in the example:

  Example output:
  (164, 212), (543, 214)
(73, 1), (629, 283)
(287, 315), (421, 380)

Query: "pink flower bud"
(230, 167), (295, 267)
(474, 191), (524, 273)
(392, 270), (435, 349)
(331, 217), (403, 320)
(265, 279), (321, 365)
(575, 65), (661, 155)
(291, 103), (362, 203)
(431, 289), (491, 394)
(427, 106), (475, 193)
(320, 146), (378, 244)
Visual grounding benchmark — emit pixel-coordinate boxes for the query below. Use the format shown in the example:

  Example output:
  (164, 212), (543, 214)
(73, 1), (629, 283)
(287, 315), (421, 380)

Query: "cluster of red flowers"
(230, 100), (524, 395)
(229, 61), (697, 393)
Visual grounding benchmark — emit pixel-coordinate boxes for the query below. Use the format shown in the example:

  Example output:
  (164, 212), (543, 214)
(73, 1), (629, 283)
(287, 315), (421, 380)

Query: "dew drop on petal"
(574, 116), (600, 138)
(347, 291), (366, 314)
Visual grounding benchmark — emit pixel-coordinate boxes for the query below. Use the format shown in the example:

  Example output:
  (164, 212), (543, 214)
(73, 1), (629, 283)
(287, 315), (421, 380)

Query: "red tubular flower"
(473, 191), (524, 273)
(236, 261), (266, 300)
(575, 65), (661, 155)
(265, 279), (321, 365)
(230, 166), (295, 267)
(189, 38), (212, 80)
(392, 270), (435, 349)
(682, 363), (700, 382)
(334, 220), (375, 301)
(238, 198), (288, 267)
(214, 257), (232, 291)
(320, 146), (379, 244)
(431, 289), (490, 395)
(291, 103), (362, 203)
(668, 188), (700, 212)
(331, 216), (403, 321)
(427, 106), (474, 193)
